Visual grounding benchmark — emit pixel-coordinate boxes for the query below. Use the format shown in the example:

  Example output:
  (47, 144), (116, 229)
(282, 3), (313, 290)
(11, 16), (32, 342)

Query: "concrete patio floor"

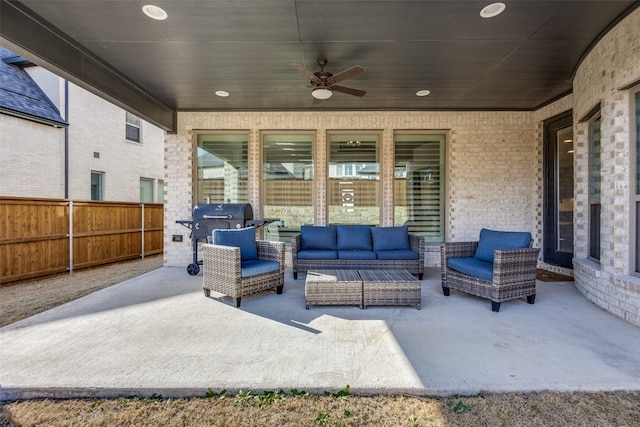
(1, 267), (640, 400)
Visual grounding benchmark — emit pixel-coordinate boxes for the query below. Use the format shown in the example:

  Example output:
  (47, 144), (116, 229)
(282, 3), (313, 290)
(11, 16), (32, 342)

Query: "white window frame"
(126, 112), (142, 143)
(91, 171), (104, 201)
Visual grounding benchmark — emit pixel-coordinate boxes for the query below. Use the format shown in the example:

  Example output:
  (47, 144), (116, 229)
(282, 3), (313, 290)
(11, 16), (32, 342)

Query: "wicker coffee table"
(359, 269), (421, 309)
(304, 269), (421, 310)
(305, 269), (363, 309)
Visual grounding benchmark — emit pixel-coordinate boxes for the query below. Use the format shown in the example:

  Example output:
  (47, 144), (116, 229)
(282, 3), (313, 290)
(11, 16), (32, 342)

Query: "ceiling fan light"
(312, 87), (333, 100)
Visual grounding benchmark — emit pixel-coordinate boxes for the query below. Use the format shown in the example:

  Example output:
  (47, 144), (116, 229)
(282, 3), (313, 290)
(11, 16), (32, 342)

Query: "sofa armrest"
(440, 241), (478, 283)
(256, 240), (286, 268)
(492, 247), (540, 284)
(409, 233), (426, 261)
(202, 243), (241, 282)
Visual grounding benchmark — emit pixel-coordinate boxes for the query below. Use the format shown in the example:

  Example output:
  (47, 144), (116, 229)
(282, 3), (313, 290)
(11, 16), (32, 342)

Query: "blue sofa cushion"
(371, 225), (410, 251)
(448, 257), (494, 281)
(300, 226), (337, 250)
(241, 259), (280, 278)
(473, 228), (532, 263)
(213, 227), (257, 261)
(376, 249), (419, 260)
(338, 250), (376, 260)
(297, 249), (338, 260)
(337, 225), (372, 250)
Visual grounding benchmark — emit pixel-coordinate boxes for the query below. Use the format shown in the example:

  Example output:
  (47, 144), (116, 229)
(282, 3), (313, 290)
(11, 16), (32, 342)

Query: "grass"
(1, 387), (640, 426)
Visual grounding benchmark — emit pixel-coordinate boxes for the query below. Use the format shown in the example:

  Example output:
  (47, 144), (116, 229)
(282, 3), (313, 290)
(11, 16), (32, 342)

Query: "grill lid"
(193, 203), (253, 220)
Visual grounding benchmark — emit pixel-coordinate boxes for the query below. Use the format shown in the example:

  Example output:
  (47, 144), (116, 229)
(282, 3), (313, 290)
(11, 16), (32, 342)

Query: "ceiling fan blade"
(331, 85), (366, 97)
(327, 65), (365, 85)
(290, 63), (322, 84)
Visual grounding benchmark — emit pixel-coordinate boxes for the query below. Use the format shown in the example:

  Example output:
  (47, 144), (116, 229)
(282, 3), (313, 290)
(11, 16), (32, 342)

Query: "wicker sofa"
(292, 225), (425, 280)
(440, 228), (539, 312)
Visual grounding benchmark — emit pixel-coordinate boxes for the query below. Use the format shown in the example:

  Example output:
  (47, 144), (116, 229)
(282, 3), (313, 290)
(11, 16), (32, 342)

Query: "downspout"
(64, 80), (69, 199)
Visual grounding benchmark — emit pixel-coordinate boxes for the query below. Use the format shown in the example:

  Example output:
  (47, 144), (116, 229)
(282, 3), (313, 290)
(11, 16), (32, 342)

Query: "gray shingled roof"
(0, 47), (66, 126)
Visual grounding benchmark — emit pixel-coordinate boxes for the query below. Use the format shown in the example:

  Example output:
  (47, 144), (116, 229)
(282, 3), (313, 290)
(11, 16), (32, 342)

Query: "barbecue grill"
(176, 203), (268, 275)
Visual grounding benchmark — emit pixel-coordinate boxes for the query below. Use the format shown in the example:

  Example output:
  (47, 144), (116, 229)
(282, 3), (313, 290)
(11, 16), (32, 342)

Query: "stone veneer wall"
(165, 111), (541, 269)
(572, 8), (640, 327)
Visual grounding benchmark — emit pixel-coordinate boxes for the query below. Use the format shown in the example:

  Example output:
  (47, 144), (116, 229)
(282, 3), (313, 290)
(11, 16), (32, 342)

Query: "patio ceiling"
(1, 0), (638, 131)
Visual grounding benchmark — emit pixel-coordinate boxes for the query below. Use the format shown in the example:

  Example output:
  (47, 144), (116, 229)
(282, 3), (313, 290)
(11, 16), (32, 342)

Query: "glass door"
(544, 111), (574, 268)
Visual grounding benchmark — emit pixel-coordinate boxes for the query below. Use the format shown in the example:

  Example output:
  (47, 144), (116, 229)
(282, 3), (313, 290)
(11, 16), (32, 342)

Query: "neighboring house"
(0, 47), (165, 203)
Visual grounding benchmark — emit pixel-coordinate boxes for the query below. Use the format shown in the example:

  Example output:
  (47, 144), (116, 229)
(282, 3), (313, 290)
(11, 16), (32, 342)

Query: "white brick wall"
(572, 8), (640, 327)
(1, 73), (165, 203)
(165, 111), (541, 268)
(0, 114), (65, 198)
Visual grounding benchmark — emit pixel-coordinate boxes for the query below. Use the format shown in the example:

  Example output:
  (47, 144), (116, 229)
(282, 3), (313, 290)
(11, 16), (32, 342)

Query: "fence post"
(68, 200), (74, 274)
(141, 203), (145, 259)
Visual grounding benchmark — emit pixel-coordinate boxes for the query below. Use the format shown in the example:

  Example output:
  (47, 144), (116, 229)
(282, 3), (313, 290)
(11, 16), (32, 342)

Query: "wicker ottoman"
(359, 269), (421, 309)
(305, 269), (363, 309)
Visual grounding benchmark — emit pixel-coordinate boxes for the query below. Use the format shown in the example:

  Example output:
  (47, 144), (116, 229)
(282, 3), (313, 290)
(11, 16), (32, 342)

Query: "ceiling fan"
(291, 59), (366, 100)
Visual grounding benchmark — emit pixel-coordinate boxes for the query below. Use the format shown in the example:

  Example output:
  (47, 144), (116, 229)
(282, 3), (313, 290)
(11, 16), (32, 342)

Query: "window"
(140, 178), (153, 203)
(91, 172), (103, 200)
(157, 180), (164, 204)
(394, 133), (446, 242)
(328, 133), (380, 225)
(196, 133), (248, 204)
(262, 133), (314, 242)
(126, 112), (141, 143)
(634, 90), (640, 272)
(589, 115), (601, 261)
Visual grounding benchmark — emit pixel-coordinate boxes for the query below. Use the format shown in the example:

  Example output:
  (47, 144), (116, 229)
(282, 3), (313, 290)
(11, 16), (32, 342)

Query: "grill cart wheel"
(187, 263), (200, 276)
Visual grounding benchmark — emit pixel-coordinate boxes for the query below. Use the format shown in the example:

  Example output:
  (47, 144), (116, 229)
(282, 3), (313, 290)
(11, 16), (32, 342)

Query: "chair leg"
(527, 294), (536, 305)
(203, 288), (210, 297)
(293, 272), (298, 279)
(491, 301), (501, 312)
(234, 297), (241, 308)
(442, 286), (450, 296)
(419, 273), (424, 280)
(276, 285), (284, 294)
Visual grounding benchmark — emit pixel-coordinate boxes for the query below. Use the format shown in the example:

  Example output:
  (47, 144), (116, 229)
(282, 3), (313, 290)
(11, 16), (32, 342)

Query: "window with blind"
(394, 133), (446, 241)
(262, 133), (314, 242)
(140, 178), (153, 203)
(328, 133), (380, 225)
(125, 112), (141, 143)
(589, 115), (602, 261)
(196, 133), (248, 204)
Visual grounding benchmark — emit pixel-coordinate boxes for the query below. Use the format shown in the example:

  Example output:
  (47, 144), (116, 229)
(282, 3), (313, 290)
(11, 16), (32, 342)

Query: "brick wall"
(165, 111), (542, 268)
(572, 8), (640, 327)
(0, 114), (65, 198)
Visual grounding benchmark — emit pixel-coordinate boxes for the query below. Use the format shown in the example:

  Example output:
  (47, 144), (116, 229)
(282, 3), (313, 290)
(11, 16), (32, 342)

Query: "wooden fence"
(0, 197), (163, 285)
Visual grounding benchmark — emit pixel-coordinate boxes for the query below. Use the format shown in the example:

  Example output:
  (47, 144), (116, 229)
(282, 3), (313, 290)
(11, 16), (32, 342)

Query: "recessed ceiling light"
(416, 90), (431, 97)
(480, 2), (506, 18)
(142, 5), (168, 21)
(215, 90), (230, 97)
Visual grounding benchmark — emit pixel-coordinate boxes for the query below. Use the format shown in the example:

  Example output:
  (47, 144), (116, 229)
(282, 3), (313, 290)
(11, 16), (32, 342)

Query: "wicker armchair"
(440, 234), (540, 312)
(202, 235), (285, 308)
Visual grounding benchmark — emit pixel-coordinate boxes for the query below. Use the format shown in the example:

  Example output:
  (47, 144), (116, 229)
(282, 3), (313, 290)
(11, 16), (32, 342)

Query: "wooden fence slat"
(0, 197), (163, 285)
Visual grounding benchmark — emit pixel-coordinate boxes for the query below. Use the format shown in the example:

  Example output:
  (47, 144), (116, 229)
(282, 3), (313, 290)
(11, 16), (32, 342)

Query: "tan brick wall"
(165, 111), (541, 268)
(572, 8), (640, 327)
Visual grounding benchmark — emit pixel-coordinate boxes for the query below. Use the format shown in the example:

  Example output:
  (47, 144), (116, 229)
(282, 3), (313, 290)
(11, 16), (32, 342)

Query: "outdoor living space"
(2, 264), (640, 402)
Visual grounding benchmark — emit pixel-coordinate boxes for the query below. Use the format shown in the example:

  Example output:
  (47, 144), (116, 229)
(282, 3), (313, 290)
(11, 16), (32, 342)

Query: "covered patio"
(2, 267), (640, 400)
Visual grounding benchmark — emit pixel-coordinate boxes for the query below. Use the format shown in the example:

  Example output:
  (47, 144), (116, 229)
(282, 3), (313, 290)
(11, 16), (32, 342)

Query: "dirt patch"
(1, 258), (638, 425)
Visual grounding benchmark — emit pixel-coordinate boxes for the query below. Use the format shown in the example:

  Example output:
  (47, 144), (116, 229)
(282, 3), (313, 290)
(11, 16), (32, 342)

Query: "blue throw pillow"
(300, 226), (337, 250)
(337, 225), (372, 250)
(371, 225), (410, 251)
(473, 228), (532, 263)
(213, 227), (258, 261)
